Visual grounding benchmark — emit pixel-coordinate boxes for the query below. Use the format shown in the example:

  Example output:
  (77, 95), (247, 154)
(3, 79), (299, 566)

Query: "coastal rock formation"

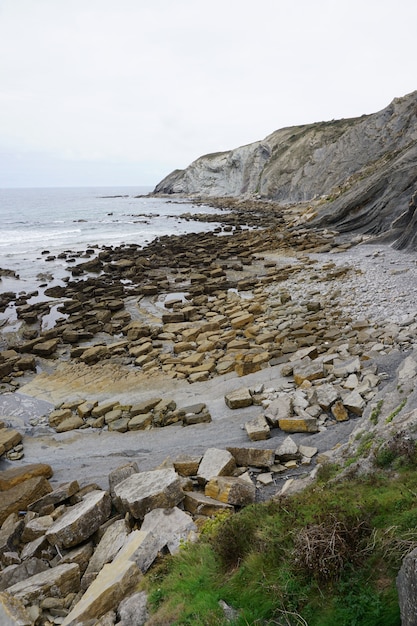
(154, 91), (417, 247)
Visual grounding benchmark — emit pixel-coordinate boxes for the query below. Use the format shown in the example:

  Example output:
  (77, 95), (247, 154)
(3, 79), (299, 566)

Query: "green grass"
(142, 440), (417, 625)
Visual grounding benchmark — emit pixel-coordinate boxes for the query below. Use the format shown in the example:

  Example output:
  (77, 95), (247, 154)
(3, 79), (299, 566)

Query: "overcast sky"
(1, 0), (416, 188)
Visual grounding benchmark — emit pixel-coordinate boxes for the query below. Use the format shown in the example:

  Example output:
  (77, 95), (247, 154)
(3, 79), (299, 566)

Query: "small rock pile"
(46, 398), (211, 433)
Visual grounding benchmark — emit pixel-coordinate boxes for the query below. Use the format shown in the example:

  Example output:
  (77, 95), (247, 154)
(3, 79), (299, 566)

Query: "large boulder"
(113, 469), (184, 520)
(45, 490), (112, 549)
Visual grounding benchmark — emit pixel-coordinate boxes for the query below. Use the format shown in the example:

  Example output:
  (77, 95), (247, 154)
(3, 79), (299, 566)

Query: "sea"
(0, 186), (224, 330)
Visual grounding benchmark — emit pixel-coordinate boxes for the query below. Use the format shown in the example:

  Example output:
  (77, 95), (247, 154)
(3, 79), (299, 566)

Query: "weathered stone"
(108, 417), (130, 432)
(92, 399), (120, 418)
(331, 400), (349, 421)
(108, 463), (139, 501)
(48, 408), (73, 427)
(183, 491), (234, 516)
(82, 519), (130, 589)
(226, 446), (275, 469)
(77, 401), (97, 418)
(279, 416), (319, 433)
(245, 414), (271, 441)
(173, 454), (202, 477)
(46, 490), (112, 549)
(0, 464), (53, 491)
(0, 592), (33, 626)
(0, 557), (50, 592)
(397, 547), (417, 626)
(80, 345), (109, 364)
(59, 542), (94, 577)
(264, 395), (292, 427)
(205, 476), (256, 506)
(28, 480), (80, 513)
(315, 383), (339, 410)
(197, 448), (236, 484)
(21, 515), (54, 542)
(0, 514), (24, 555)
(224, 387), (253, 409)
(298, 444), (318, 459)
(276, 436), (299, 461)
(128, 413), (153, 430)
(0, 477), (53, 526)
(342, 391), (366, 416)
(293, 359), (325, 386)
(61, 529), (159, 625)
(55, 415), (84, 432)
(6, 563), (80, 606)
(32, 339), (59, 356)
(113, 469), (184, 520)
(117, 591), (148, 626)
(332, 356), (361, 377)
(141, 507), (197, 554)
(0, 430), (22, 455)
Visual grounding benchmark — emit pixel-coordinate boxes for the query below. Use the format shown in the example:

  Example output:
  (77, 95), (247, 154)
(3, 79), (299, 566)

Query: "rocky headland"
(2, 93), (417, 624)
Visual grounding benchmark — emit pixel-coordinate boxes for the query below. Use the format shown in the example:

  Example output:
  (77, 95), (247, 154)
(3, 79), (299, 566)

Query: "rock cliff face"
(154, 91), (417, 247)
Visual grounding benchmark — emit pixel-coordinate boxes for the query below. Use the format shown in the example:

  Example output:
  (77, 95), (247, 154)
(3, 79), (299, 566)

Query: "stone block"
(278, 417), (319, 433)
(205, 476), (256, 506)
(224, 387), (253, 409)
(6, 563), (80, 606)
(113, 469), (183, 520)
(245, 414), (271, 441)
(197, 448), (236, 484)
(141, 507), (197, 554)
(183, 492), (233, 516)
(264, 395), (292, 427)
(46, 490), (112, 549)
(0, 477), (53, 526)
(293, 359), (325, 386)
(226, 446), (275, 469)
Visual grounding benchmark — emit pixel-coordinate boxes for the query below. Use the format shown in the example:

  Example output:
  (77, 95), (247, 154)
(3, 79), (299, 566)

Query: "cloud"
(0, 0), (416, 186)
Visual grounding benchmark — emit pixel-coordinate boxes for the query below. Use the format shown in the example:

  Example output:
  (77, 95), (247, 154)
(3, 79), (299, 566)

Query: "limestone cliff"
(154, 91), (417, 247)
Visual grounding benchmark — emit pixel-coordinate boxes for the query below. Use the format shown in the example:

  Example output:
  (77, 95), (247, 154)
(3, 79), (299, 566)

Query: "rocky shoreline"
(1, 198), (417, 624)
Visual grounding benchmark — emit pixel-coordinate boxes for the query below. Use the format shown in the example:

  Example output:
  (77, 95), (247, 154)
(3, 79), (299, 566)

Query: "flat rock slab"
(0, 429), (22, 456)
(0, 464), (53, 491)
(6, 562), (80, 606)
(46, 490), (112, 549)
(183, 491), (234, 516)
(278, 417), (319, 434)
(293, 359), (325, 386)
(0, 477), (53, 526)
(113, 469), (184, 520)
(28, 480), (80, 514)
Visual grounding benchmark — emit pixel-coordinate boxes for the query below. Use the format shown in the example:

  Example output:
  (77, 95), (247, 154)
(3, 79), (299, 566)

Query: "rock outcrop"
(153, 91), (417, 248)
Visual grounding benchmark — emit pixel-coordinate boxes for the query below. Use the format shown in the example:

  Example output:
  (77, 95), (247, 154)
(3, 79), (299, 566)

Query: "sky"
(0, 0), (416, 188)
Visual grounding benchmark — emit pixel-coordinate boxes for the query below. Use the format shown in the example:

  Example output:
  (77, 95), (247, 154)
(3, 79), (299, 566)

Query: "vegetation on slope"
(142, 435), (417, 625)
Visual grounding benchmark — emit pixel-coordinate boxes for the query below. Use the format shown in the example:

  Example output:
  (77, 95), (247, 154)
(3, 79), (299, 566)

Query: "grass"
(141, 457), (417, 625)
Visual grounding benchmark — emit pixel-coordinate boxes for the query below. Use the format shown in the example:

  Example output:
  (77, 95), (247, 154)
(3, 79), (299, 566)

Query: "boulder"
(141, 507), (197, 554)
(183, 492), (234, 516)
(278, 416), (319, 433)
(224, 387), (253, 409)
(0, 557), (49, 592)
(113, 469), (184, 520)
(6, 563), (80, 606)
(0, 477), (53, 526)
(397, 547), (417, 626)
(32, 339), (59, 356)
(315, 383), (339, 410)
(82, 519), (130, 589)
(0, 430), (22, 457)
(0, 592), (32, 626)
(46, 490), (112, 549)
(117, 591), (148, 626)
(293, 359), (325, 386)
(0, 464), (53, 491)
(342, 391), (366, 416)
(264, 395), (292, 427)
(205, 476), (256, 506)
(276, 437), (299, 462)
(173, 455), (202, 477)
(245, 414), (271, 441)
(226, 446), (275, 469)
(197, 448), (236, 484)
(331, 400), (349, 422)
(28, 480), (79, 514)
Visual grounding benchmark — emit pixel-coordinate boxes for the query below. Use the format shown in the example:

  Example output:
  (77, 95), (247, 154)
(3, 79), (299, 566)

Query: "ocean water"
(0, 186), (224, 330)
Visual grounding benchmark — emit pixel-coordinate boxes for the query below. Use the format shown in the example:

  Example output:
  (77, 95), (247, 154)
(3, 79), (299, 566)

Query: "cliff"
(154, 91), (417, 247)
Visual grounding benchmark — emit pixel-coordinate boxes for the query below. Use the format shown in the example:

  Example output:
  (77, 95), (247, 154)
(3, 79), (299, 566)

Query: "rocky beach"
(2, 193), (417, 624)
(2, 91), (417, 624)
